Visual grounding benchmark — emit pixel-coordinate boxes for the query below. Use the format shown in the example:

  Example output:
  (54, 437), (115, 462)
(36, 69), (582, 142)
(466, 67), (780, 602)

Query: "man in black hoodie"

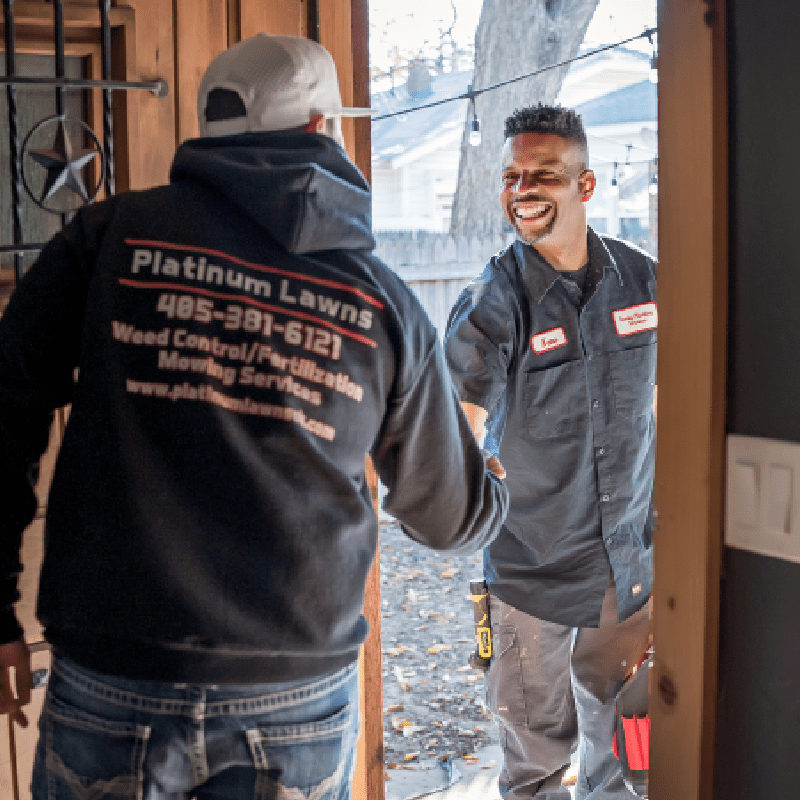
(0, 34), (508, 800)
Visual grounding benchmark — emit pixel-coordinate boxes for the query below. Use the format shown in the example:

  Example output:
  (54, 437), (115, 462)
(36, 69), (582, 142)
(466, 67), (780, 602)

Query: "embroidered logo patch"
(531, 327), (567, 353)
(612, 303), (658, 336)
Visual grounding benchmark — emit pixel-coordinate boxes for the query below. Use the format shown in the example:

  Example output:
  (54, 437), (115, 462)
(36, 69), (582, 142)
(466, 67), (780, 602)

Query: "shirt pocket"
(523, 359), (587, 439)
(610, 343), (656, 420)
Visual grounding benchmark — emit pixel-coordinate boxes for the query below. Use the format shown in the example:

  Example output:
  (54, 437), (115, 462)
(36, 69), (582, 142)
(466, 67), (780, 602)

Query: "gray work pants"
(486, 586), (651, 799)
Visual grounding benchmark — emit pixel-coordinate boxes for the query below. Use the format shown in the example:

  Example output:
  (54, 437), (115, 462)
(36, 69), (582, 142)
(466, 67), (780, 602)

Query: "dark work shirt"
(445, 229), (657, 627)
(559, 261), (589, 299)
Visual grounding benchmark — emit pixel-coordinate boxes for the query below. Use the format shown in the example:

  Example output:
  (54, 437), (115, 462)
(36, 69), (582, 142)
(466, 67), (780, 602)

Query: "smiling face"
(500, 132), (595, 256)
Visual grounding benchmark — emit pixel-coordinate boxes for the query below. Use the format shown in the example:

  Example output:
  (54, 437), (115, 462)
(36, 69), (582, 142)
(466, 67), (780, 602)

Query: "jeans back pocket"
(246, 703), (358, 800)
(33, 694), (150, 800)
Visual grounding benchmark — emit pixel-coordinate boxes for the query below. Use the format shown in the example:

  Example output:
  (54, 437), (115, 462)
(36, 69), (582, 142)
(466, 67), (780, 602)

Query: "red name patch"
(531, 327), (567, 353)
(612, 303), (658, 336)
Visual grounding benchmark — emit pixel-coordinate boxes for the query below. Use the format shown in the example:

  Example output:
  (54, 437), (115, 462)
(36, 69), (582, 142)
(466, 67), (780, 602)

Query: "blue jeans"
(31, 655), (360, 800)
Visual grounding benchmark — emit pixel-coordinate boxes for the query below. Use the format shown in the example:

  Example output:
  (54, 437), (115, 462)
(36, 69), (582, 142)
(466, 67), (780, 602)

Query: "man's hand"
(483, 450), (506, 479)
(0, 638), (32, 727)
(461, 402), (506, 478)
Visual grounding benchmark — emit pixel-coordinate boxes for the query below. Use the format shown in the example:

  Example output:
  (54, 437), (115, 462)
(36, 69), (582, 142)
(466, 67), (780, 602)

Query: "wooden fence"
(375, 231), (514, 335)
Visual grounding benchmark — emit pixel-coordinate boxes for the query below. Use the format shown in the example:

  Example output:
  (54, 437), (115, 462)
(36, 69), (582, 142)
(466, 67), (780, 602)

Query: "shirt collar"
(513, 227), (623, 305)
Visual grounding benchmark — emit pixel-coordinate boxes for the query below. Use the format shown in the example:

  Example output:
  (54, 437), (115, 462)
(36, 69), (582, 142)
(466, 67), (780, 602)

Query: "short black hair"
(504, 104), (587, 152)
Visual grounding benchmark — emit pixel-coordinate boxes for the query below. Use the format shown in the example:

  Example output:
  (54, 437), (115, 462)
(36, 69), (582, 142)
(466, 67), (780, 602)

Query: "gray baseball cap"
(198, 33), (374, 137)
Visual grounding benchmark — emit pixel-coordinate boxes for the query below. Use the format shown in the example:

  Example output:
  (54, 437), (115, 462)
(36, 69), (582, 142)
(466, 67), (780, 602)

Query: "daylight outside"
(369, 1), (658, 797)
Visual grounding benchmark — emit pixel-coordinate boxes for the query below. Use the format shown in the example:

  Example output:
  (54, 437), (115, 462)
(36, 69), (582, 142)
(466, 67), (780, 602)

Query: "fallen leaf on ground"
(428, 643), (452, 654)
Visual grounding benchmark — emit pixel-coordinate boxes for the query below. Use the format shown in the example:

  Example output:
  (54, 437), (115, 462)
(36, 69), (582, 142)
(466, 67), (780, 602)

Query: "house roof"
(575, 79), (657, 126)
(371, 70), (472, 165)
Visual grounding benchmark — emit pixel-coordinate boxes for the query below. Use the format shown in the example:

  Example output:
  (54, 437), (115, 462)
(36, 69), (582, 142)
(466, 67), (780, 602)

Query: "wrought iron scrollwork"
(0, 0), (169, 269)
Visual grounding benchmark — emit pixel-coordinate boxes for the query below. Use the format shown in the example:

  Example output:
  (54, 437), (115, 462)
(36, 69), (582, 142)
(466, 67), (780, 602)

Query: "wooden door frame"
(321, 5), (385, 797)
(650, 0), (728, 797)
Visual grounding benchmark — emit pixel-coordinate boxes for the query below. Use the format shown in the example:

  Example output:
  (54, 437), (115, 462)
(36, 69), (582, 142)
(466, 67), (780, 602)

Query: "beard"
(516, 213), (556, 246)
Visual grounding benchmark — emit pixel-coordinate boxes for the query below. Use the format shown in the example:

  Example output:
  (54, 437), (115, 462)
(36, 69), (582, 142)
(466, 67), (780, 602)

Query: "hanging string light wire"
(373, 27), (658, 122)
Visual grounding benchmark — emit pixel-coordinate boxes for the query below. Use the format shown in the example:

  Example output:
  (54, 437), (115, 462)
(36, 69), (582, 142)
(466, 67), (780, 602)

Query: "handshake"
(482, 450), (506, 480)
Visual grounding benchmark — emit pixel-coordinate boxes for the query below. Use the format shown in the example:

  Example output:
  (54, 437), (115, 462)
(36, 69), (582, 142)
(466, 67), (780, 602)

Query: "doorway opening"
(368, 1), (658, 796)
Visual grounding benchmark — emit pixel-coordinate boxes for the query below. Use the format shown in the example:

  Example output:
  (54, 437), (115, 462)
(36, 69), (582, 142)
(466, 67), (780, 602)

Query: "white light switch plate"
(726, 435), (800, 564)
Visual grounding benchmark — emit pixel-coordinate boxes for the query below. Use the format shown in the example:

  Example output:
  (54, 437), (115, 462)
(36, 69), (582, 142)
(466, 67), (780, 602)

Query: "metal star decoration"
(28, 117), (99, 203)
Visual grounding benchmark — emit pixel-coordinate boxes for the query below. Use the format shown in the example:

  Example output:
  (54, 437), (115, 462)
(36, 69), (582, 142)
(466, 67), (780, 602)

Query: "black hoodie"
(0, 132), (507, 682)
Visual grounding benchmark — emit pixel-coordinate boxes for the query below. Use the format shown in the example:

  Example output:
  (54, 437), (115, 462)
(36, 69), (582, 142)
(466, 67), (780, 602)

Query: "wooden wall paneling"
(237, 0), (305, 40)
(227, 0), (240, 47)
(108, 4), (138, 194)
(122, 0), (176, 188)
(174, 0), (227, 144)
(650, 1), (727, 798)
(349, 0), (370, 184)
(318, 0), (356, 161)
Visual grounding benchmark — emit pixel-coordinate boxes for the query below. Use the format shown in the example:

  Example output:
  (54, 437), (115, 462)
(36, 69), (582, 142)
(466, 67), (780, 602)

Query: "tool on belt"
(468, 578), (492, 671)
(613, 646), (653, 798)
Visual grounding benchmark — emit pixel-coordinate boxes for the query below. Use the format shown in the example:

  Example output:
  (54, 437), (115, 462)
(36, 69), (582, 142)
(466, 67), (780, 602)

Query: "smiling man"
(445, 106), (657, 799)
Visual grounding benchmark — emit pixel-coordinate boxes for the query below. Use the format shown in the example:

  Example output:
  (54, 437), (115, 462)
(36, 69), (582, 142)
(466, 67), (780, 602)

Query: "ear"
(580, 170), (596, 202)
(305, 114), (326, 133)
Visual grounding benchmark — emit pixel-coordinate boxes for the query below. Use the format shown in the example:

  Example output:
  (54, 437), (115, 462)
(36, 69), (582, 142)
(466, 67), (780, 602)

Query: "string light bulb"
(623, 145), (634, 179)
(649, 159), (658, 195)
(469, 101), (481, 146)
(647, 30), (658, 83)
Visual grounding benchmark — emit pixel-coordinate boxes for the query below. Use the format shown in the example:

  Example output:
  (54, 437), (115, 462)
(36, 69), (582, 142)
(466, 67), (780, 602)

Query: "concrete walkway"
(385, 744), (503, 800)
(385, 745), (578, 800)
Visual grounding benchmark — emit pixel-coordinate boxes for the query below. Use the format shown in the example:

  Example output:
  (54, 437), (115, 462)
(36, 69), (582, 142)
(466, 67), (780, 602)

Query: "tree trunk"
(450, 0), (600, 238)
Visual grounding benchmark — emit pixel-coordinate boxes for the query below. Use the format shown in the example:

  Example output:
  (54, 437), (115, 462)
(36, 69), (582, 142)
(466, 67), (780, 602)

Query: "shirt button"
(592, 400), (600, 409)
(601, 493), (610, 502)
